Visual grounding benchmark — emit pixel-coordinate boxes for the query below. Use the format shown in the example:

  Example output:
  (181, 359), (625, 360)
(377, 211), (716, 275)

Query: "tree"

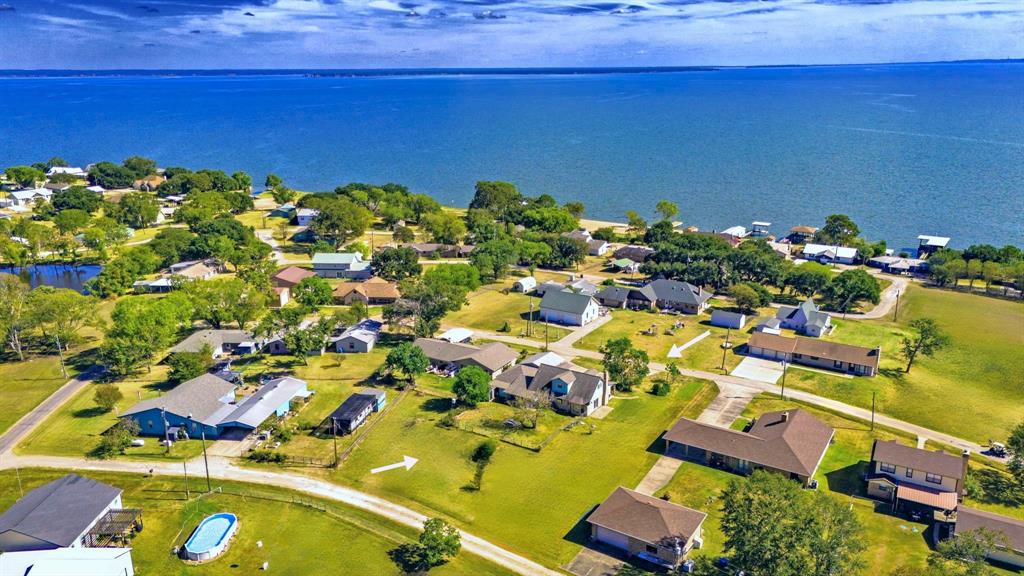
(546, 236), (587, 269)
(730, 284), (761, 313)
(100, 293), (193, 377)
(421, 211), (467, 245)
(655, 199), (678, 222)
(121, 156), (157, 179)
(625, 210), (647, 235)
(452, 366), (491, 406)
(94, 419), (140, 459)
(52, 186), (102, 213)
(469, 181), (521, 221)
(232, 171), (252, 192)
(900, 318), (951, 373)
(93, 384), (123, 413)
(928, 527), (1005, 576)
(53, 208), (91, 234)
(390, 265), (479, 336)
(784, 262), (833, 297)
(384, 342), (429, 382)
(600, 337), (649, 391)
(518, 207), (578, 233)
(392, 225), (416, 244)
(718, 470), (864, 576)
(284, 319), (331, 365)
(46, 156), (68, 169)
(27, 286), (100, 349)
(5, 165), (45, 187)
(824, 269), (880, 312)
(372, 246), (422, 281)
(564, 201), (585, 219)
(815, 214), (860, 245)
(311, 198), (372, 246)
(168, 346), (214, 383)
(271, 186), (296, 205)
(0, 274), (31, 360)
(265, 173), (283, 189)
(470, 237), (517, 281)
(293, 276), (333, 308)
(113, 191), (160, 229)
(186, 278), (266, 329)
(419, 518), (462, 567)
(88, 161), (135, 189)
(1007, 420), (1024, 486)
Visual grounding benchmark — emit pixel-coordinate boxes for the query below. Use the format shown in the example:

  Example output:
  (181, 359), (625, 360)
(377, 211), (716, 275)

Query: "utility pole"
(528, 299), (534, 337)
(544, 321), (549, 351)
(200, 427), (211, 492)
(780, 360), (787, 400)
(871, 391), (876, 431)
(183, 461), (190, 500)
(720, 327), (732, 371)
(892, 290), (900, 322)
(15, 466), (23, 497)
(162, 407), (170, 454)
(54, 334), (68, 378)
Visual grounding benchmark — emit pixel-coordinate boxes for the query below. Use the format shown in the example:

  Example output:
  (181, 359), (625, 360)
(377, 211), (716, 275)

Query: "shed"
(710, 310), (748, 329)
(512, 276), (537, 293)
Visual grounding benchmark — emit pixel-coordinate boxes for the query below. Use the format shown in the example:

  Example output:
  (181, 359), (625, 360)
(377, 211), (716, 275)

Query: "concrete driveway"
(730, 357), (784, 384)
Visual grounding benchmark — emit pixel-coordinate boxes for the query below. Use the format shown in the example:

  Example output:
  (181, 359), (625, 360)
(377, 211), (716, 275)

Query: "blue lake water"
(1, 64), (1022, 249)
(0, 265), (101, 292)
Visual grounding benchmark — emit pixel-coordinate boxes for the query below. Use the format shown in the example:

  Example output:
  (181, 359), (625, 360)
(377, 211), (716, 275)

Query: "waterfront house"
(539, 290), (600, 326)
(801, 243), (858, 265)
(295, 208), (320, 226)
(917, 235), (950, 257)
(775, 298), (832, 337)
(512, 276), (537, 293)
(332, 278), (400, 305)
(10, 188), (52, 207)
(710, 309), (747, 330)
(414, 338), (517, 377)
(0, 474), (134, 553)
(745, 331), (880, 376)
(868, 255), (928, 275)
(588, 239), (610, 256)
(491, 352), (610, 416)
(587, 487), (706, 568)
(332, 320), (381, 353)
(664, 409), (834, 486)
(272, 265), (317, 289)
(46, 166), (88, 178)
(132, 175), (165, 191)
(786, 225), (818, 244)
(866, 440), (967, 515)
(168, 329), (260, 359)
(43, 181), (72, 193)
(86, 185), (105, 195)
(613, 245), (656, 263)
(750, 221), (771, 238)
(312, 252), (373, 280)
(721, 225), (749, 240)
(120, 374), (310, 440)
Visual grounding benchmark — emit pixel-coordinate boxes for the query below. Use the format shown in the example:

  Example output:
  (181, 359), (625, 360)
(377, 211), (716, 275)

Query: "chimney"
(781, 411), (790, 423)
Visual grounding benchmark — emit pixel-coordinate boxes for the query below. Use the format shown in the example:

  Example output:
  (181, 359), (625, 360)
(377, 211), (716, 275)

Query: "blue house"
(120, 374), (311, 440)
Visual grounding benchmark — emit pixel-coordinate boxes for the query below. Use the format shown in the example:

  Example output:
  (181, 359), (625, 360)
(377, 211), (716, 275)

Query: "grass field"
(780, 284), (1024, 443)
(312, 376), (719, 567)
(658, 394), (1021, 574)
(0, 469), (513, 576)
(443, 282), (571, 341)
(0, 354), (81, 436)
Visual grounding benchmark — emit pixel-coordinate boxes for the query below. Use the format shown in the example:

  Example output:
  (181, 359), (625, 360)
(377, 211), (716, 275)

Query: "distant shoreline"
(0, 60), (1021, 79)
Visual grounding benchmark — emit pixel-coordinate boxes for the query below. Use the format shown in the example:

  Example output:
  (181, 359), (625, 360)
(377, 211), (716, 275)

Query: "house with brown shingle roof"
(866, 440), (968, 515)
(491, 352), (610, 416)
(663, 409), (834, 486)
(948, 507), (1024, 569)
(745, 331), (880, 376)
(587, 487), (707, 568)
(332, 278), (400, 305)
(413, 338), (517, 377)
(272, 266), (317, 289)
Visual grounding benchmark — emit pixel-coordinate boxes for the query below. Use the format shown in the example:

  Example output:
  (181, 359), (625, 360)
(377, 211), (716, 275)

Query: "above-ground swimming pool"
(184, 513), (238, 562)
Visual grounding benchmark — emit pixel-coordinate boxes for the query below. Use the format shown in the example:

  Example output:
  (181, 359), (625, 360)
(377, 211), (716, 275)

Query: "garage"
(594, 526), (630, 551)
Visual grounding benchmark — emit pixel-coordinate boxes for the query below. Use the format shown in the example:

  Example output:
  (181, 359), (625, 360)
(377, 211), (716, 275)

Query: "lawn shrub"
(651, 381), (671, 396)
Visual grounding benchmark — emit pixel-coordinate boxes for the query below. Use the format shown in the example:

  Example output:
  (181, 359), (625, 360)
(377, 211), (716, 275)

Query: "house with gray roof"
(539, 290), (600, 326)
(168, 329), (259, 358)
(596, 279), (712, 314)
(414, 338), (518, 377)
(311, 252), (372, 280)
(332, 319), (382, 353)
(587, 486), (707, 568)
(0, 474), (126, 552)
(120, 374), (310, 440)
(491, 352), (610, 416)
(948, 507), (1024, 569)
(664, 409), (834, 486)
(775, 299), (832, 337)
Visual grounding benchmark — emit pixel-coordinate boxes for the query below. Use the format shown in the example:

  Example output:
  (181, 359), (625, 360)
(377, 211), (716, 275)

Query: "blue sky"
(1, 0), (1022, 68)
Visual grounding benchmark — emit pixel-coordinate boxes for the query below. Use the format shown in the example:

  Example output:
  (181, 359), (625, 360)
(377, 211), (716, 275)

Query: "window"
(645, 544), (658, 554)
(834, 360), (843, 368)
(146, 420), (153, 429)
(926, 473), (942, 484)
(880, 462), (896, 474)
(906, 468), (914, 478)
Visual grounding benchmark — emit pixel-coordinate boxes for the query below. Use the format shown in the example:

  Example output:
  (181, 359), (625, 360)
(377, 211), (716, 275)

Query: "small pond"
(0, 264), (102, 292)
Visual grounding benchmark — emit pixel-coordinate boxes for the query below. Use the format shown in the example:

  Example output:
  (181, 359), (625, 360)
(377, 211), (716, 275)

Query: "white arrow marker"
(371, 455), (418, 474)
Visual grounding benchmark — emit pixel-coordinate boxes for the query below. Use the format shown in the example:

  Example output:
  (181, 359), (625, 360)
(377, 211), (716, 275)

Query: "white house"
(539, 290), (600, 326)
(775, 299), (832, 337)
(512, 276), (537, 293)
(9, 188), (52, 207)
(0, 546), (135, 576)
(312, 252), (372, 280)
(46, 166), (87, 178)
(801, 243), (858, 265)
(295, 208), (320, 227)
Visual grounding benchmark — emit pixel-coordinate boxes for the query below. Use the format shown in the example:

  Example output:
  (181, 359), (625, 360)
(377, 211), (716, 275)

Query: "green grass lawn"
(443, 283), (571, 341)
(0, 354), (80, 436)
(781, 284), (1024, 443)
(658, 394), (1022, 574)
(575, 301), (762, 372)
(0, 469), (513, 576)
(305, 376), (719, 568)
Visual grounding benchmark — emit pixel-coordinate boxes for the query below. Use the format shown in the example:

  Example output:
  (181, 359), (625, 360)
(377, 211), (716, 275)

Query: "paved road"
(0, 366), (103, 454)
(0, 453), (562, 576)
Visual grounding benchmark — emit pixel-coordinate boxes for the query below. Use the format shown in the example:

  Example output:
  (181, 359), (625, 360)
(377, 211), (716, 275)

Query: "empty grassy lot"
(0, 469), (513, 576)
(659, 394), (1021, 574)
(781, 284), (1024, 443)
(312, 376), (719, 568)
(442, 281), (571, 341)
